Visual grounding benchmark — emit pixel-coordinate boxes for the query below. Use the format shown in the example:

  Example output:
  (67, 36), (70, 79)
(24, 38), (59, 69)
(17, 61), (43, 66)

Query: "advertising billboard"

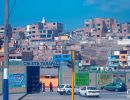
(75, 73), (89, 86)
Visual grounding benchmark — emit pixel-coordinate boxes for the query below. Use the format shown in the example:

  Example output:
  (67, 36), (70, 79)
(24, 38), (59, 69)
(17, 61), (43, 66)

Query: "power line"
(9, 0), (17, 17)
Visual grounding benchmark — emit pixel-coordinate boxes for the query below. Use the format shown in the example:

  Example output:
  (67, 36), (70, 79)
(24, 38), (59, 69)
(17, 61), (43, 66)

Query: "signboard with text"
(23, 61), (60, 67)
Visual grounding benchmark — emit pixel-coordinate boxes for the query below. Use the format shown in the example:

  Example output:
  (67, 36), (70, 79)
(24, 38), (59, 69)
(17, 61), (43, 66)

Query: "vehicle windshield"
(87, 87), (97, 90)
(59, 85), (64, 88)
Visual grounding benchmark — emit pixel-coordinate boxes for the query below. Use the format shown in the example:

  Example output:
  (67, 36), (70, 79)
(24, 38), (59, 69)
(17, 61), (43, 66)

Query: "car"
(57, 84), (79, 95)
(101, 82), (127, 92)
(79, 86), (100, 97)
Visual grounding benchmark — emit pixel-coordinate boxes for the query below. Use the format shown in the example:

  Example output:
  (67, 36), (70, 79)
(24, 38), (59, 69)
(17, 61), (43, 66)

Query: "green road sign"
(75, 73), (89, 86)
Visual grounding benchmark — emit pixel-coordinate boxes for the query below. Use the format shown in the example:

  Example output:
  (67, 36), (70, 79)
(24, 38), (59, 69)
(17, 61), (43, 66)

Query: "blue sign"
(53, 54), (71, 61)
(23, 61), (60, 66)
(9, 74), (26, 88)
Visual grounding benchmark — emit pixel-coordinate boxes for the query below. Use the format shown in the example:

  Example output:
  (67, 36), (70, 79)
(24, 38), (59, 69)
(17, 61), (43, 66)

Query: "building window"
(120, 50), (127, 54)
(40, 35), (46, 38)
(32, 31), (35, 33)
(27, 48), (30, 50)
(97, 24), (100, 26)
(124, 30), (127, 32)
(47, 30), (52, 34)
(32, 26), (35, 29)
(40, 31), (42, 33)
(121, 56), (126, 59)
(86, 24), (89, 27)
(17, 56), (22, 59)
(97, 35), (100, 37)
(47, 35), (51, 37)
(97, 28), (101, 30)
(117, 24), (120, 26)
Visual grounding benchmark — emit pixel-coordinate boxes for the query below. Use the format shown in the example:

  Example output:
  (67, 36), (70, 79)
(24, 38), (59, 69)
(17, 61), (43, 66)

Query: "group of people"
(39, 82), (53, 92)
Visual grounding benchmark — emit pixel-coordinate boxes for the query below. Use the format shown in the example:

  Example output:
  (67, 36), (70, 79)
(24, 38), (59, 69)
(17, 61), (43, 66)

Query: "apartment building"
(26, 20), (63, 47)
(84, 18), (130, 38)
(121, 23), (130, 36)
(0, 25), (12, 40)
(109, 49), (128, 69)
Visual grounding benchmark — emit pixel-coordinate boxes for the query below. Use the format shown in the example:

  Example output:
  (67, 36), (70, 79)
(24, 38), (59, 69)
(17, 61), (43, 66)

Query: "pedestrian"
(49, 82), (53, 92)
(42, 83), (45, 92)
(39, 81), (42, 92)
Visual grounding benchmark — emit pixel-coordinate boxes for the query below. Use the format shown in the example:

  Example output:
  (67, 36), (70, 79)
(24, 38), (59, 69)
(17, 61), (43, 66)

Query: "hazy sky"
(0, 0), (130, 31)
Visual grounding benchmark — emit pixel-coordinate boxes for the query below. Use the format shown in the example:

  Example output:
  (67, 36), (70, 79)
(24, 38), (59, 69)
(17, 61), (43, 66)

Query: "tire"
(59, 93), (64, 95)
(66, 91), (71, 95)
(115, 88), (119, 92)
(59, 91), (65, 95)
(79, 93), (82, 96)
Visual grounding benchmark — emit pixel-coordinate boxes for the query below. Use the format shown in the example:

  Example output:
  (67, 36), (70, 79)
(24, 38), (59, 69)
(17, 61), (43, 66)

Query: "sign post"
(71, 50), (75, 100)
(3, 0), (9, 100)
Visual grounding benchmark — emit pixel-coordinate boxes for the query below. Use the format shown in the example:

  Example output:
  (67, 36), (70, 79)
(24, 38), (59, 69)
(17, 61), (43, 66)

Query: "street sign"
(75, 73), (89, 86)
(23, 61), (60, 66)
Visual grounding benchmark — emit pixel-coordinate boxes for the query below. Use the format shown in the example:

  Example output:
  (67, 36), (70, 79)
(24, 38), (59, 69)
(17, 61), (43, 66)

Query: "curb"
(18, 94), (28, 100)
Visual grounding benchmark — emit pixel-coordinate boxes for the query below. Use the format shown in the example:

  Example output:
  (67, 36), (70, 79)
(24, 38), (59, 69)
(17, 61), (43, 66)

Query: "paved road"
(22, 91), (130, 100)
(0, 93), (26, 100)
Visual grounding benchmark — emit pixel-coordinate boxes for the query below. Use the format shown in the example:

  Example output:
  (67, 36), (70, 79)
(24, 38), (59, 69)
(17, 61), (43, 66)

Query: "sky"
(0, 0), (130, 31)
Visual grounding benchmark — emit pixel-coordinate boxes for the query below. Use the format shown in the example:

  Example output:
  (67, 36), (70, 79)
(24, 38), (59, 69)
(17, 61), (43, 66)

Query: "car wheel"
(85, 93), (88, 97)
(59, 93), (64, 95)
(115, 88), (119, 92)
(66, 91), (71, 95)
(79, 93), (82, 96)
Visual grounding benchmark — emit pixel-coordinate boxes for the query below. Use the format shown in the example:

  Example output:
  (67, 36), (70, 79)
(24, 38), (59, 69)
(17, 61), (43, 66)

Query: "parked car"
(101, 82), (126, 92)
(57, 84), (79, 95)
(79, 86), (100, 97)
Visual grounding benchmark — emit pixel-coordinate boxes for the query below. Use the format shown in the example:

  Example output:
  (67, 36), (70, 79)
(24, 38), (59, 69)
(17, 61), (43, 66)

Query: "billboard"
(9, 74), (26, 88)
(97, 73), (112, 85)
(75, 73), (89, 86)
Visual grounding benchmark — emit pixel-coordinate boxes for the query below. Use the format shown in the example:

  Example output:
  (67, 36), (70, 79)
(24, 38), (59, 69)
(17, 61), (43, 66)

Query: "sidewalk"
(0, 93), (27, 100)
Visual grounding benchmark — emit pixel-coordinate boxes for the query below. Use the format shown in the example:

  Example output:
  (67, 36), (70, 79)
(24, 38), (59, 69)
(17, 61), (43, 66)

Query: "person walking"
(49, 82), (53, 92)
(42, 83), (45, 92)
(39, 81), (42, 92)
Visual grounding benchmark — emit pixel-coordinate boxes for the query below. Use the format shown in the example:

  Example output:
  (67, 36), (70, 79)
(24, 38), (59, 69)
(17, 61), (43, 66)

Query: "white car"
(79, 86), (100, 97)
(57, 84), (79, 95)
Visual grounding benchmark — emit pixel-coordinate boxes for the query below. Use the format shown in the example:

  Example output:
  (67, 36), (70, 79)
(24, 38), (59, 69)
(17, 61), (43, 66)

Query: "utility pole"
(71, 50), (75, 100)
(3, 0), (9, 100)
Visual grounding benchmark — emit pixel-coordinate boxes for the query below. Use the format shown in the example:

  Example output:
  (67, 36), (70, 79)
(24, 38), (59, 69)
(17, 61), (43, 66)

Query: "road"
(22, 91), (130, 100)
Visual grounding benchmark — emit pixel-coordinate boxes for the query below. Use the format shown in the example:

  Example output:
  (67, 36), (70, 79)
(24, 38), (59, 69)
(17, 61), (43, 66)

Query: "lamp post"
(3, 0), (9, 100)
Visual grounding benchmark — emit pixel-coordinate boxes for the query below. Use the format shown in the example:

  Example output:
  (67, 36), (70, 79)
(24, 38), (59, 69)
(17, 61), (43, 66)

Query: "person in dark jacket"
(49, 82), (53, 92)
(42, 83), (45, 92)
(39, 81), (42, 92)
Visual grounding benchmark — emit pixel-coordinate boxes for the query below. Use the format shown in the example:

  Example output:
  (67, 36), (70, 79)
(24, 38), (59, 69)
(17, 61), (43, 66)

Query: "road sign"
(75, 73), (89, 86)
